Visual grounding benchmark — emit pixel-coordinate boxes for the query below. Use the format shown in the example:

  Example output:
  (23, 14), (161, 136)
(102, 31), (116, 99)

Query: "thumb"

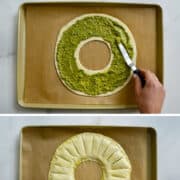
(133, 74), (141, 95)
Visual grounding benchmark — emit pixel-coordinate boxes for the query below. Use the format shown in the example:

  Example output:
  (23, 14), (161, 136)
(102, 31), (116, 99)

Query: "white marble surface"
(0, 0), (180, 113)
(0, 116), (180, 179)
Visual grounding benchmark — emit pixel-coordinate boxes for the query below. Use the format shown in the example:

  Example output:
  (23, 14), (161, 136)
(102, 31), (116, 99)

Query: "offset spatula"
(118, 43), (146, 87)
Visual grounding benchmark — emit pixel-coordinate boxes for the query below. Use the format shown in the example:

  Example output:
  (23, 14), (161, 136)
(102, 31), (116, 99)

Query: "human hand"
(133, 69), (165, 113)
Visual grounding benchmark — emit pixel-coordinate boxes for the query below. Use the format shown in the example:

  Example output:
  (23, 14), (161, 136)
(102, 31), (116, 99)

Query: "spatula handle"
(134, 69), (146, 88)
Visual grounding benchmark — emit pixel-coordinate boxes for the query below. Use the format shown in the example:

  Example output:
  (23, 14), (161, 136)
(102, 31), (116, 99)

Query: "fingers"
(133, 74), (141, 96)
(133, 68), (164, 98)
(139, 69), (160, 85)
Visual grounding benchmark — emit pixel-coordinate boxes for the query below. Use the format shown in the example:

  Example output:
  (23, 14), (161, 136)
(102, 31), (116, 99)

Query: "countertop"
(0, 116), (180, 179)
(0, 0), (180, 113)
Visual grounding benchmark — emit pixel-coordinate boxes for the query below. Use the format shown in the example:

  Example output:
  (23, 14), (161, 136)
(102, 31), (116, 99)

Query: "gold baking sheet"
(19, 126), (157, 180)
(17, 2), (163, 109)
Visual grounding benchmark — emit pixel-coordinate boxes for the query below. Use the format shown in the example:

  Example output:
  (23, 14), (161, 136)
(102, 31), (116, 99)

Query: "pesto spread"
(55, 14), (136, 96)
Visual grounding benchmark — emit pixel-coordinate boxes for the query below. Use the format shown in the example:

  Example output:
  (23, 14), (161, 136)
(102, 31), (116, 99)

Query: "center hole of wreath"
(75, 160), (103, 180)
(79, 40), (111, 70)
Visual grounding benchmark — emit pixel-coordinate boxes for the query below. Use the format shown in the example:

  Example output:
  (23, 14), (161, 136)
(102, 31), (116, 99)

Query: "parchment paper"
(23, 3), (161, 106)
(21, 126), (156, 180)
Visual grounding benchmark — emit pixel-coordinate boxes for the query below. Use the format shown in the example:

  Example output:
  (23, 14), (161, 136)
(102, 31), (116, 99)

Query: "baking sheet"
(17, 2), (163, 109)
(20, 126), (157, 180)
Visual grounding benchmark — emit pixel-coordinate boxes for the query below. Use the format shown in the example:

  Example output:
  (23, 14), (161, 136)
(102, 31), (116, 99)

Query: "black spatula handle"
(134, 69), (146, 88)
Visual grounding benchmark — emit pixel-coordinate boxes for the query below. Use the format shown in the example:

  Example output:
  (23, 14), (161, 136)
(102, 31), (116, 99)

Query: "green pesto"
(56, 16), (134, 95)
